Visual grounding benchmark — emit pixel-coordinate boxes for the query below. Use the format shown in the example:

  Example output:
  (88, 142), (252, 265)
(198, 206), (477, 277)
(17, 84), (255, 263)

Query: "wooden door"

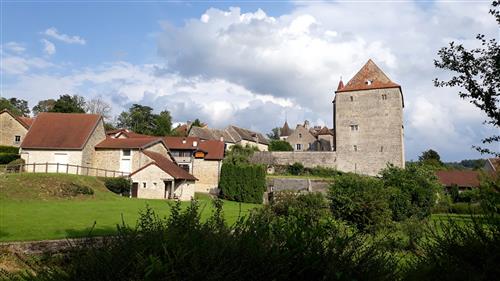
(131, 182), (138, 198)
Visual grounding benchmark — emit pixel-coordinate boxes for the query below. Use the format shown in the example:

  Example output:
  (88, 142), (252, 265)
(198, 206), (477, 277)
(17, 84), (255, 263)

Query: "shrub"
(0, 153), (19, 164)
(479, 173), (500, 213)
(450, 185), (460, 202)
(104, 177), (131, 196)
(58, 183), (94, 197)
(268, 140), (293, 151)
(5, 158), (24, 172)
(219, 163), (266, 203)
(380, 163), (441, 221)
(306, 166), (342, 177)
(406, 216), (500, 281)
(10, 200), (398, 281)
(270, 191), (329, 221)
(328, 173), (391, 232)
(0, 145), (19, 154)
(288, 162), (304, 175)
(457, 189), (480, 203)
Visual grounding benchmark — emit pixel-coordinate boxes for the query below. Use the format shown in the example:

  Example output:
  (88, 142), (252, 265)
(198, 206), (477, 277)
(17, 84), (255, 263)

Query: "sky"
(1, 0), (499, 162)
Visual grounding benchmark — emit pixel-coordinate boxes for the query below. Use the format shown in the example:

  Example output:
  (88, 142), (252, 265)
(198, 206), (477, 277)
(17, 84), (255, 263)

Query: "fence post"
(66, 164), (69, 174)
(56, 163), (59, 173)
(76, 166), (79, 175)
(33, 163), (35, 173)
(45, 162), (48, 173)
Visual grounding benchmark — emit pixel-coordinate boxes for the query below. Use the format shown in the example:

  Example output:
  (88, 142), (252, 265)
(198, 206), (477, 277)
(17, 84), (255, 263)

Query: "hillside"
(0, 173), (118, 201)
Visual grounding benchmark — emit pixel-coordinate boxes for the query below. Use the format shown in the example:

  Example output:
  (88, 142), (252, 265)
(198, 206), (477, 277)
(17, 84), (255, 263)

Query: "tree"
(418, 149), (443, 167)
(51, 95), (86, 113)
(268, 140), (293, 151)
(85, 96), (112, 120)
(266, 127), (280, 140)
(117, 104), (157, 135)
(0, 98), (21, 116)
(434, 1), (500, 156)
(32, 99), (56, 115)
(153, 110), (173, 136)
(191, 118), (205, 128)
(8, 98), (30, 116)
(224, 144), (259, 165)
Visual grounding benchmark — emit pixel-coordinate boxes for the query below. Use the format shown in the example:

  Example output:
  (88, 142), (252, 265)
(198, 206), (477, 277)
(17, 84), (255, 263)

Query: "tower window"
(380, 146), (384, 152)
(350, 125), (359, 131)
(299, 133), (302, 138)
(382, 94), (387, 100)
(350, 96), (354, 102)
(353, 145), (358, 152)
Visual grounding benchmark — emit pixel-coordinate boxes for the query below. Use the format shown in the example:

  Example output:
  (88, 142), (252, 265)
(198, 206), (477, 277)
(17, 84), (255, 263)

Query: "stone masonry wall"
(81, 120), (106, 167)
(192, 158), (221, 194)
(0, 112), (28, 148)
(251, 151), (337, 169)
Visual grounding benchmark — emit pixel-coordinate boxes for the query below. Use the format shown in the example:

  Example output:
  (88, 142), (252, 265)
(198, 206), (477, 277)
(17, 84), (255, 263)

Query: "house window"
(350, 125), (359, 131)
(14, 135), (21, 144)
(122, 149), (131, 157)
(153, 182), (157, 188)
(299, 133), (302, 138)
(179, 164), (190, 172)
(380, 146), (384, 152)
(353, 145), (358, 152)
(382, 94), (387, 100)
(142, 182), (147, 188)
(296, 144), (302, 150)
(350, 96), (354, 102)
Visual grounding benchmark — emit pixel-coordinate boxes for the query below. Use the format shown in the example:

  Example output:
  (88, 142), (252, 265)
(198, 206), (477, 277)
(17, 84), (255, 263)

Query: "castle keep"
(253, 59), (405, 176)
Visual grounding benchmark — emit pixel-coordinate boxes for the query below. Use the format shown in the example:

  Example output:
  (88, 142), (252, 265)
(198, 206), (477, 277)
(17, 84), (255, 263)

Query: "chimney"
(304, 120), (310, 129)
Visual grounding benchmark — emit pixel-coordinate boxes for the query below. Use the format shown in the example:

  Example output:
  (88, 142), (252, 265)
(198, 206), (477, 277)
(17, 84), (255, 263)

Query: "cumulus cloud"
(43, 27), (86, 45)
(41, 39), (56, 55)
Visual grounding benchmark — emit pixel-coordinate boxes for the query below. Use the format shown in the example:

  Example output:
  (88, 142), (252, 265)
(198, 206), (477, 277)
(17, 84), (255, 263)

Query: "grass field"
(0, 173), (260, 242)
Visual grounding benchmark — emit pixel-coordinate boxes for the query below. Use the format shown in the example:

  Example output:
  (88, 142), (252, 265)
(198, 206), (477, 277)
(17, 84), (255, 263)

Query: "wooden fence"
(5, 163), (130, 178)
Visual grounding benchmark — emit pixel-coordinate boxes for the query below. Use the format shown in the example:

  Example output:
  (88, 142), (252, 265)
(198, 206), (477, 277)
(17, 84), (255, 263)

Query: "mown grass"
(0, 173), (260, 242)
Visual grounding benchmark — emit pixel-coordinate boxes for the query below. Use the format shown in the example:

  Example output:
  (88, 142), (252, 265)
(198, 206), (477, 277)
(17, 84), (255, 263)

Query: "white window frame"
(14, 135), (21, 144)
(296, 144), (302, 150)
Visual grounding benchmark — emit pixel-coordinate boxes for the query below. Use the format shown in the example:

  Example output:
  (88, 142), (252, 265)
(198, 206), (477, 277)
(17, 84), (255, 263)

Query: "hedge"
(219, 163), (266, 204)
(104, 177), (131, 196)
(0, 153), (19, 164)
(0, 145), (18, 154)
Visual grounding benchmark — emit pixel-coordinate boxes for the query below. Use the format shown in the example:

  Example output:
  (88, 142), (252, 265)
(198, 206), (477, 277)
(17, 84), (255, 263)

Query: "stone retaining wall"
(251, 151), (337, 169)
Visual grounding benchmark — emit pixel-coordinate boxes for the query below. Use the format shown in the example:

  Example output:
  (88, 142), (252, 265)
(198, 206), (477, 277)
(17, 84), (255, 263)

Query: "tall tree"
(191, 118), (206, 128)
(266, 127), (280, 140)
(51, 95), (86, 113)
(154, 110), (173, 136)
(85, 96), (112, 120)
(0, 98), (22, 116)
(434, 1), (500, 156)
(32, 99), (56, 115)
(418, 149), (443, 167)
(8, 98), (30, 116)
(117, 104), (157, 135)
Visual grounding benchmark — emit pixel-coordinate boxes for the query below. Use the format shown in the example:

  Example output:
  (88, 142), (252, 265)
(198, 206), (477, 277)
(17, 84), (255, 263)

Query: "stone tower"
(334, 59), (405, 176)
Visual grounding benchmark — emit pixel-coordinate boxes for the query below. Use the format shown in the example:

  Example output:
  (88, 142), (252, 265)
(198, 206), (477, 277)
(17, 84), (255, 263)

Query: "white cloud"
(3, 42), (26, 53)
(43, 27), (86, 45)
(41, 39), (56, 56)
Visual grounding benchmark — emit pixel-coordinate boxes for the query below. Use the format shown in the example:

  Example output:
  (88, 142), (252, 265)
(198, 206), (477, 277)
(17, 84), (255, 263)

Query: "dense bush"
(0, 153), (19, 164)
(479, 173), (500, 213)
(406, 216), (500, 281)
(270, 191), (329, 221)
(104, 177), (131, 196)
(7, 200), (398, 281)
(307, 166), (342, 177)
(5, 158), (24, 172)
(380, 164), (441, 221)
(268, 140), (293, 151)
(456, 189), (480, 203)
(219, 163), (266, 203)
(287, 162), (304, 175)
(59, 183), (94, 196)
(328, 173), (391, 232)
(0, 145), (19, 154)
(224, 144), (259, 164)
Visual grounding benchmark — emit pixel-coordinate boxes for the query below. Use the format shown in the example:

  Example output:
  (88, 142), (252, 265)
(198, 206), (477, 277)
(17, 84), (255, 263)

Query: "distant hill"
(444, 159), (486, 170)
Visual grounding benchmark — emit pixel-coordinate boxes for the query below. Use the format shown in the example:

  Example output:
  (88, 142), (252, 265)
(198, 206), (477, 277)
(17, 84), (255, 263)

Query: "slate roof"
(336, 59), (400, 93)
(227, 125), (269, 145)
(95, 137), (164, 149)
(435, 170), (481, 188)
(189, 125), (268, 145)
(21, 112), (102, 150)
(139, 150), (197, 180)
(280, 121), (293, 137)
(317, 126), (334, 136)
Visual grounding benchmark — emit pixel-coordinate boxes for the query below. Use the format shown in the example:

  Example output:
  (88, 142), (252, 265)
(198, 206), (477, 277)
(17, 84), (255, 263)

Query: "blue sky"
(1, 0), (498, 161)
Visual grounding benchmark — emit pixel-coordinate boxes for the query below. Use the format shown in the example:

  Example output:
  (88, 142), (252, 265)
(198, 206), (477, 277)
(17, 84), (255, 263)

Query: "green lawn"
(0, 173), (260, 242)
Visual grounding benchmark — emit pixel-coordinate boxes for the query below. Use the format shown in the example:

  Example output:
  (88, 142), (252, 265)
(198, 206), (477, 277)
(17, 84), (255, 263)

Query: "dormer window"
(193, 141), (198, 147)
(365, 79), (373, 85)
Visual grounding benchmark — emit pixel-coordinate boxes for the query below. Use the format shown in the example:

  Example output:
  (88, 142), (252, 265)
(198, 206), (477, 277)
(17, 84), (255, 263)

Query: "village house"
(282, 120), (335, 151)
(164, 136), (225, 194)
(189, 125), (269, 151)
(436, 170), (481, 191)
(483, 157), (499, 173)
(0, 109), (34, 147)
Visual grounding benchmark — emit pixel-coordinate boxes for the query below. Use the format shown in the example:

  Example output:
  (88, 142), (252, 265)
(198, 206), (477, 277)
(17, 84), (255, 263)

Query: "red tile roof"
(140, 150), (197, 180)
(198, 140), (225, 160)
(164, 136), (201, 150)
(21, 112), (102, 149)
(18, 116), (35, 128)
(336, 59), (400, 93)
(436, 170), (481, 188)
(106, 129), (155, 139)
(337, 80), (344, 91)
(95, 137), (163, 149)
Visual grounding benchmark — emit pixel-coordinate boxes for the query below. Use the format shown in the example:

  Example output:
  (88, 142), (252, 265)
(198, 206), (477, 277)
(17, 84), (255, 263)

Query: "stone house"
(20, 112), (106, 172)
(164, 136), (225, 194)
(279, 121), (293, 141)
(283, 120), (335, 151)
(189, 125), (269, 151)
(483, 158), (499, 173)
(0, 109), (34, 147)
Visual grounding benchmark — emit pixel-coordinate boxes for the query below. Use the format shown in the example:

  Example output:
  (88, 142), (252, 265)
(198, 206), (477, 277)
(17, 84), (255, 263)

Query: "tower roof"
(336, 59), (400, 93)
(337, 79), (344, 91)
(280, 121), (293, 137)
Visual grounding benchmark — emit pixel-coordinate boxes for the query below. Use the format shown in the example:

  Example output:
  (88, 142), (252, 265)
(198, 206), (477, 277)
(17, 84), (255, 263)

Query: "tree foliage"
(153, 110), (173, 136)
(191, 118), (205, 127)
(85, 96), (111, 120)
(0, 98), (21, 116)
(7, 98), (30, 116)
(50, 95), (86, 113)
(117, 104), (174, 136)
(434, 1), (500, 156)
(32, 99), (56, 115)
(224, 144), (259, 165)
(266, 127), (280, 140)
(219, 163), (266, 203)
(268, 140), (293, 151)
(418, 149), (443, 168)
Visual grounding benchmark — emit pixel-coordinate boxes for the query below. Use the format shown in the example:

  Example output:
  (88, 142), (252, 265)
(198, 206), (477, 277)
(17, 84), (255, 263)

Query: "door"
(52, 153), (68, 172)
(131, 183), (138, 198)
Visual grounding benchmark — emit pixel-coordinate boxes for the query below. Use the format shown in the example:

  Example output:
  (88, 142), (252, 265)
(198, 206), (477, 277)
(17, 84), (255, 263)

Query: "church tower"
(334, 59), (405, 175)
